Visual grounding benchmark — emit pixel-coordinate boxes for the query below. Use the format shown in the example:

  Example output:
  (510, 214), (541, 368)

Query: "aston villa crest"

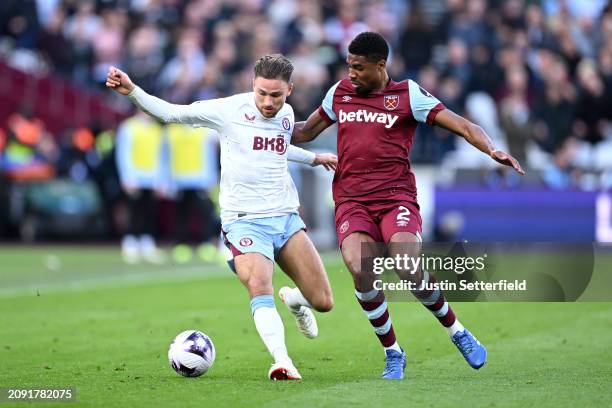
(282, 117), (291, 130)
(384, 95), (399, 110)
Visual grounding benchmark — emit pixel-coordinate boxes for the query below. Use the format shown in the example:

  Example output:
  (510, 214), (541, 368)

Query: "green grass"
(1, 246), (611, 407)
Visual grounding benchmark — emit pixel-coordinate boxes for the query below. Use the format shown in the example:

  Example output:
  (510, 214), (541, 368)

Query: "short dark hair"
(254, 54), (294, 82)
(348, 32), (389, 62)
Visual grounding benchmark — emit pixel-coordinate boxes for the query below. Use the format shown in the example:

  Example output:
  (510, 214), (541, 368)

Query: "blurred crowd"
(2, 0), (612, 193)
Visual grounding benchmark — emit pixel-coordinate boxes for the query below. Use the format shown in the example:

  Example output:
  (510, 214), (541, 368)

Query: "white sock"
(283, 287), (312, 311)
(384, 341), (402, 354)
(446, 319), (465, 337)
(122, 235), (138, 252)
(253, 307), (290, 364)
(139, 234), (157, 255)
(121, 235), (139, 263)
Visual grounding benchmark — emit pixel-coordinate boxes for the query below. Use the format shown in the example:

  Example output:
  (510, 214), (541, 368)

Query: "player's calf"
(308, 292), (334, 313)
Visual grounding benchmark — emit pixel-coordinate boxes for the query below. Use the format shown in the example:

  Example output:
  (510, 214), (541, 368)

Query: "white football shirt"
(128, 88), (311, 225)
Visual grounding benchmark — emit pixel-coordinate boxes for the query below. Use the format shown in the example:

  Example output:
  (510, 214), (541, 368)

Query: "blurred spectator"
(573, 58), (611, 145)
(288, 41), (329, 119)
(542, 137), (580, 190)
(122, 23), (166, 94)
(441, 38), (471, 91)
(449, 0), (490, 48)
(1, 105), (57, 181)
(115, 111), (165, 264)
(1, 0), (40, 49)
(38, 7), (74, 78)
(399, 4), (436, 78)
(91, 8), (126, 86)
(532, 53), (576, 154)
(498, 64), (533, 163)
(323, 0), (369, 57)
(164, 124), (223, 264)
(467, 42), (503, 95)
(159, 28), (206, 103)
(56, 126), (98, 182)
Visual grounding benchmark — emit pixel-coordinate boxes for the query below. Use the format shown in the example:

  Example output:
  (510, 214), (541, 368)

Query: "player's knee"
(246, 277), (272, 294)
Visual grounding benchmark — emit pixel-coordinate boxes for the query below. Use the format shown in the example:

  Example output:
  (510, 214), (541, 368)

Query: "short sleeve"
(408, 80), (445, 124)
(320, 81), (341, 123)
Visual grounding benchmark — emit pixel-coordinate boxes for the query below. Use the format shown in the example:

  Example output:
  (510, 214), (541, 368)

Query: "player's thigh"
(276, 230), (333, 312)
(234, 252), (275, 297)
(341, 231), (384, 290)
(387, 230), (423, 282)
(378, 200), (423, 244)
(223, 219), (276, 296)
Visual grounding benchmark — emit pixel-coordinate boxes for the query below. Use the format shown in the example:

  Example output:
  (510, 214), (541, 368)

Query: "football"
(168, 330), (216, 377)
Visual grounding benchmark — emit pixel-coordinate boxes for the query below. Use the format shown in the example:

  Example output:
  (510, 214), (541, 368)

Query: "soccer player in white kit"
(106, 55), (335, 380)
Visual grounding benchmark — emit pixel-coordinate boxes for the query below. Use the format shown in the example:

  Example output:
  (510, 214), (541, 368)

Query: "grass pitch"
(1, 246), (611, 407)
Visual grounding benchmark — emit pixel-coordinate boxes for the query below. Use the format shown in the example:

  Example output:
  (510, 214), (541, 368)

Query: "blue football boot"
(381, 348), (407, 379)
(451, 329), (487, 369)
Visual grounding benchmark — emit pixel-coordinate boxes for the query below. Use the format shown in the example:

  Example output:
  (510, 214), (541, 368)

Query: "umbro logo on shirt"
(419, 86), (432, 97)
(244, 113), (255, 122)
(342, 95), (352, 102)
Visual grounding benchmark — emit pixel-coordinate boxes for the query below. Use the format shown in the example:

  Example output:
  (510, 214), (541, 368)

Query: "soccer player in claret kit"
(106, 55), (336, 380)
(292, 32), (525, 379)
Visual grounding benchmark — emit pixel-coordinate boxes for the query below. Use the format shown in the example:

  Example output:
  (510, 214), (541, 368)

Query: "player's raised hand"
(490, 150), (525, 175)
(313, 153), (338, 171)
(105, 66), (135, 95)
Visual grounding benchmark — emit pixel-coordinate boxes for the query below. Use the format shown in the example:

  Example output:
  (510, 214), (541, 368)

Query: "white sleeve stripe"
(321, 81), (341, 122)
(408, 80), (443, 124)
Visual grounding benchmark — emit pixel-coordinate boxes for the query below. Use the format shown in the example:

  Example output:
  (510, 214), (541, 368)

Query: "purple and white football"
(168, 330), (216, 377)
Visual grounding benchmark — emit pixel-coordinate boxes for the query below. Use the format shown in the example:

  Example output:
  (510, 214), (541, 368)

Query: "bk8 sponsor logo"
(253, 135), (287, 154)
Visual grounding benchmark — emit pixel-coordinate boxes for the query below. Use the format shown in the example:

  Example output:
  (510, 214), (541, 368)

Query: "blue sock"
(250, 294), (275, 315)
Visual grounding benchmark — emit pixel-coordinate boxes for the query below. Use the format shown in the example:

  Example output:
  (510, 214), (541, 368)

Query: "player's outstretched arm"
(312, 153), (337, 171)
(105, 66), (224, 129)
(287, 145), (337, 171)
(292, 110), (332, 143)
(433, 109), (525, 175)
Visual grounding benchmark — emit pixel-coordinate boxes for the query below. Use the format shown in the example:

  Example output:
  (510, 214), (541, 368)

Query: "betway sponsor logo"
(338, 109), (399, 129)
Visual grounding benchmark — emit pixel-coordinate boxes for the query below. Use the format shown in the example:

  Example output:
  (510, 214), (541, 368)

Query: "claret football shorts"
(334, 197), (422, 246)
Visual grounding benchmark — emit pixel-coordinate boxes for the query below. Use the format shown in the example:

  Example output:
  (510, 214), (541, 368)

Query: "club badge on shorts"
(239, 237), (253, 247)
(339, 220), (349, 234)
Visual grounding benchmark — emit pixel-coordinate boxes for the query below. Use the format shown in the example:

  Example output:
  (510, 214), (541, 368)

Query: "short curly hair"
(348, 32), (389, 62)
(254, 54), (294, 82)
